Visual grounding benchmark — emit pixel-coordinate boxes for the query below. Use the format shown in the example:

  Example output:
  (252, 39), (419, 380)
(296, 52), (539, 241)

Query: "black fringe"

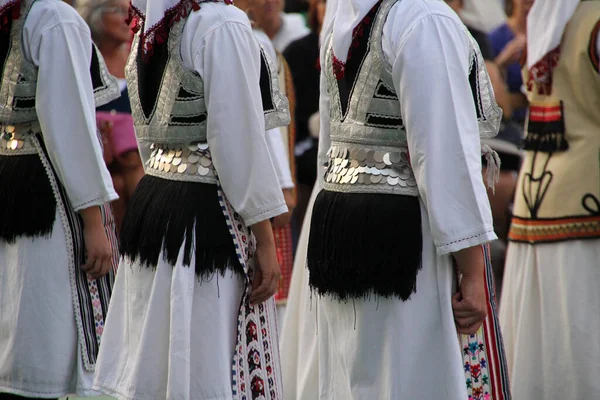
(307, 189), (423, 301)
(0, 154), (56, 243)
(522, 132), (569, 153)
(119, 175), (243, 278)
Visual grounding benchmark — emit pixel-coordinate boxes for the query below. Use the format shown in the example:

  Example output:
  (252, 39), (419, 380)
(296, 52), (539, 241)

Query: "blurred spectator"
(249, 0), (310, 51)
(489, 0), (533, 124)
(78, 0), (144, 233)
(282, 0), (325, 236)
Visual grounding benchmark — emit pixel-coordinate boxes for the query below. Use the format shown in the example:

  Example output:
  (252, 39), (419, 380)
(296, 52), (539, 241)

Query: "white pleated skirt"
(280, 190), (469, 399)
(500, 240), (600, 400)
(93, 244), (244, 400)
(0, 210), (97, 398)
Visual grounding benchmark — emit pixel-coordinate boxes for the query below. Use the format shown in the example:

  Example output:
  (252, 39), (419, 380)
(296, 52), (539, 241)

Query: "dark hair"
(505, 0), (514, 16)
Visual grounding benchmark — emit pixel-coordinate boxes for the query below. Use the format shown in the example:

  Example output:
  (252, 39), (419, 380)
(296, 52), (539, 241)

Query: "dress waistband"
(144, 142), (217, 185)
(323, 143), (419, 196)
(0, 122), (42, 156)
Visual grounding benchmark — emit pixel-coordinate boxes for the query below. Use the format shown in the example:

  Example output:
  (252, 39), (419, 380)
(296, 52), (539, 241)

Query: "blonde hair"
(77, 0), (116, 41)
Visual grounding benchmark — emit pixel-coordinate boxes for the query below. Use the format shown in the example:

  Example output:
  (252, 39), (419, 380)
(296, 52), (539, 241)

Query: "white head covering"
(330, 0), (378, 64)
(460, 0), (506, 34)
(526, 0), (579, 69)
(319, 0), (338, 45)
(130, 0), (228, 56)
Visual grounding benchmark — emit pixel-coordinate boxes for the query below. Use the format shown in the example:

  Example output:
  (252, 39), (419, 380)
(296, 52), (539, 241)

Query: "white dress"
(93, 5), (287, 400)
(0, 1), (117, 398)
(498, 29), (600, 400)
(281, 1), (498, 399)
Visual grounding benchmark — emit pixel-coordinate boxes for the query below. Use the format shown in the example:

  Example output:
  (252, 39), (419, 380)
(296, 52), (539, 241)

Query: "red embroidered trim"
(331, 1), (380, 80)
(0, 0), (20, 31)
(526, 46), (561, 96)
(129, 0), (232, 62)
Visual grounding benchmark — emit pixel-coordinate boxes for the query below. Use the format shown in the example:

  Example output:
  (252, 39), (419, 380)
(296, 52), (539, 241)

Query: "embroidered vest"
(0, 1), (118, 124)
(322, 0), (500, 197)
(509, 2), (600, 243)
(127, 15), (289, 147)
(128, 14), (290, 185)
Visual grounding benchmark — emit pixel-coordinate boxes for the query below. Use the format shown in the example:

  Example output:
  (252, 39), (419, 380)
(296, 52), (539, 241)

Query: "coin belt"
(145, 142), (217, 184)
(323, 144), (419, 196)
(0, 123), (41, 156)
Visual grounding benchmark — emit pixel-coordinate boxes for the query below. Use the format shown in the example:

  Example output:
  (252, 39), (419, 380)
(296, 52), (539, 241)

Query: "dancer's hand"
(80, 206), (113, 279)
(272, 189), (295, 228)
(452, 246), (488, 335)
(250, 220), (282, 305)
(452, 273), (487, 335)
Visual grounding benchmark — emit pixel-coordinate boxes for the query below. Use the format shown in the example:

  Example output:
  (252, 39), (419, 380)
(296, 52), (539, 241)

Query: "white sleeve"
(265, 127), (294, 189)
(32, 22), (117, 211)
(200, 22), (287, 226)
(385, 14), (496, 255)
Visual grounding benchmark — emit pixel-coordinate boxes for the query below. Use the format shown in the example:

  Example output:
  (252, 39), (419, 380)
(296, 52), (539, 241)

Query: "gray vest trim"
(127, 16), (208, 145)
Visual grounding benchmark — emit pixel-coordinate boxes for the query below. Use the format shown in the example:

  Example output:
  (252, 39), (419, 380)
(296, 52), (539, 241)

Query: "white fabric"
(0, 1), (117, 397)
(460, 0), (506, 34)
(526, 0), (579, 68)
(381, 1), (496, 254)
(180, 4), (286, 226)
(266, 127), (294, 189)
(130, 0), (179, 34)
(271, 13), (310, 52)
(280, 186), (320, 400)
(331, 0), (377, 63)
(281, 1), (496, 398)
(500, 240), (600, 399)
(253, 28), (294, 190)
(93, 5), (286, 400)
(25, 1), (117, 210)
(94, 245), (245, 400)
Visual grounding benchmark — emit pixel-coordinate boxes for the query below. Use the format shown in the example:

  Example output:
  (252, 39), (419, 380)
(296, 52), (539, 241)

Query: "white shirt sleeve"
(195, 21), (287, 226)
(383, 13), (496, 255)
(265, 127), (294, 189)
(25, 18), (117, 211)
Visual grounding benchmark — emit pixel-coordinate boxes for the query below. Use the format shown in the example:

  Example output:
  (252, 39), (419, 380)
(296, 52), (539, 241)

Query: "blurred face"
(101, 0), (131, 45)
(250, 0), (284, 27)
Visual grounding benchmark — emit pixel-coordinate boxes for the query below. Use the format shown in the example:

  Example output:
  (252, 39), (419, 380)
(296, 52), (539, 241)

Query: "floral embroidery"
(216, 180), (282, 399)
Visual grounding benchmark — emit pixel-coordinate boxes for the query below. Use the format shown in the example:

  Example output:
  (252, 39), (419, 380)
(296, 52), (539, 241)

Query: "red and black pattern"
(526, 46), (561, 96)
(523, 102), (568, 153)
(128, 0), (232, 62)
(334, 1), (381, 117)
(331, 0), (381, 81)
(0, 0), (20, 31)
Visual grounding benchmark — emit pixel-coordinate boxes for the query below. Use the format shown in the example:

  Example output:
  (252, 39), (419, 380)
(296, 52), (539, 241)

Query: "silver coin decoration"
(324, 145), (417, 189)
(146, 142), (216, 180)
